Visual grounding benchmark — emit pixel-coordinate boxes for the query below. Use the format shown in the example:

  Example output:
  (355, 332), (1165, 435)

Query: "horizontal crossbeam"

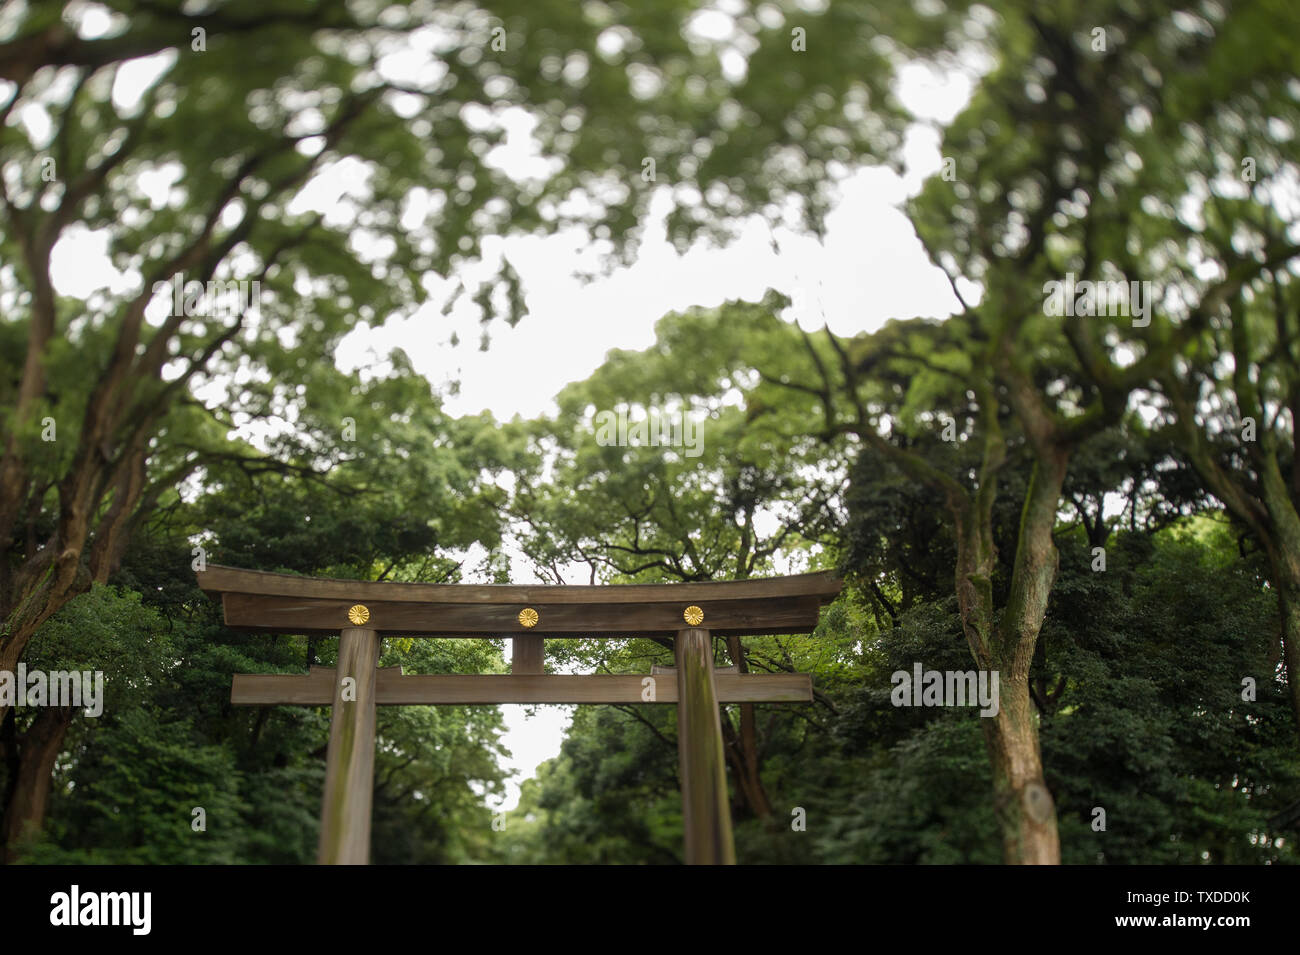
(231, 666), (813, 705)
(218, 593), (823, 636)
(198, 565), (841, 636)
(201, 565), (841, 604)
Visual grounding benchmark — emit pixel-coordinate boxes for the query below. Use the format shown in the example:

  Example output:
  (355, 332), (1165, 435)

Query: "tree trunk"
(1, 706), (74, 863)
(983, 451), (1068, 864)
(1258, 455), (1300, 733)
(982, 673), (1060, 864)
(955, 449), (1066, 865)
(722, 635), (774, 823)
(720, 711), (775, 821)
(1275, 580), (1300, 734)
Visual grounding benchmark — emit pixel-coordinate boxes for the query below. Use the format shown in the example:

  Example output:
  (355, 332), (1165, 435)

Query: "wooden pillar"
(512, 635), (544, 674)
(675, 627), (736, 865)
(318, 626), (379, 865)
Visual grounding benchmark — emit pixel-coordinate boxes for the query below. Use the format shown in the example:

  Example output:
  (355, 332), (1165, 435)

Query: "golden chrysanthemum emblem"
(683, 605), (704, 626)
(518, 607), (539, 629)
(347, 604), (371, 626)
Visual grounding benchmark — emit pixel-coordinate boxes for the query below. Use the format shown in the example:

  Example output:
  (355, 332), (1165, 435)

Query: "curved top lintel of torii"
(196, 565), (842, 637)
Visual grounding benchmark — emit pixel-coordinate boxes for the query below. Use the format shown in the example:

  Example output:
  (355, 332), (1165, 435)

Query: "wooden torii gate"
(197, 565), (841, 865)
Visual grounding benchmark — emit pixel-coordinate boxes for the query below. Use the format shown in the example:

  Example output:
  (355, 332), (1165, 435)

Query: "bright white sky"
(42, 16), (974, 811)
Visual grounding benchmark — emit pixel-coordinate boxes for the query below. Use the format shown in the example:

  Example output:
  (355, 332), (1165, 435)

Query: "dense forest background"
(2, 0), (1299, 864)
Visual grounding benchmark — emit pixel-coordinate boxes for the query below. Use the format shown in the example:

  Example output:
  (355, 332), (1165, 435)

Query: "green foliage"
(12, 507), (512, 864)
(508, 706), (682, 864)
(1042, 526), (1297, 864)
(5, 0), (1300, 867)
(507, 299), (1300, 865)
(20, 708), (250, 865)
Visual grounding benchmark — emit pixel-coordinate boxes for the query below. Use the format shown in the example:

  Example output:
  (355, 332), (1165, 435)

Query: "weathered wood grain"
(198, 564), (842, 604)
(511, 635), (544, 674)
(220, 591), (825, 636)
(317, 627), (378, 866)
(675, 627), (736, 864)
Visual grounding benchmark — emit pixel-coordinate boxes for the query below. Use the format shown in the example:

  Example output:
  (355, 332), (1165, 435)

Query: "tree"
(14, 507), (515, 864)
(507, 305), (1300, 863)
(960, 0), (1300, 729)
(1, 583), (173, 860)
(0, 0), (920, 855)
(513, 298), (843, 825)
(785, 0), (1300, 862)
(1144, 178), (1300, 730)
(0, 0), (909, 726)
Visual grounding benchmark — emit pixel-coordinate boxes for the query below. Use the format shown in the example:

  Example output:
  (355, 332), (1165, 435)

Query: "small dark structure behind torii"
(198, 565), (841, 865)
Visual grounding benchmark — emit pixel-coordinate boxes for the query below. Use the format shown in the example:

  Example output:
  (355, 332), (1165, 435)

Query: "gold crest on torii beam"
(197, 564), (841, 636)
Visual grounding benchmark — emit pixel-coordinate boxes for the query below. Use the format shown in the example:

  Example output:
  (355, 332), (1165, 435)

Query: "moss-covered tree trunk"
(1253, 438), (1300, 729)
(982, 666), (1059, 863)
(1260, 529), (1300, 731)
(1, 706), (74, 863)
(955, 445), (1066, 865)
(1261, 467), (1300, 731)
(1279, 584), (1300, 731)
